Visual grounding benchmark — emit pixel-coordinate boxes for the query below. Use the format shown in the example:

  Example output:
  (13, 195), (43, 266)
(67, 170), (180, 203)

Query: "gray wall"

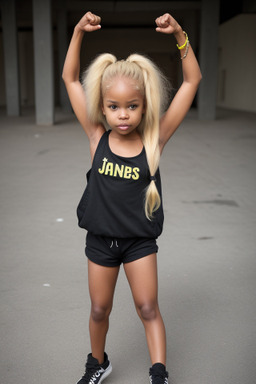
(217, 14), (256, 113)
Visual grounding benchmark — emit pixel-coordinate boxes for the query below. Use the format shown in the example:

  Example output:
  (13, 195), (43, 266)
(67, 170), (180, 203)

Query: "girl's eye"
(109, 105), (117, 110)
(129, 104), (138, 110)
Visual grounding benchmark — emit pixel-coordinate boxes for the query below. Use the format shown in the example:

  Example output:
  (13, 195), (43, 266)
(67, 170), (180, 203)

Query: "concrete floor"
(0, 107), (256, 384)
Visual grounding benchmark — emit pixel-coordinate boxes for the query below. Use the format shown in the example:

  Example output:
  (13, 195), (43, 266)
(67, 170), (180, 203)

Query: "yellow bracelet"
(181, 40), (190, 59)
(176, 31), (188, 50)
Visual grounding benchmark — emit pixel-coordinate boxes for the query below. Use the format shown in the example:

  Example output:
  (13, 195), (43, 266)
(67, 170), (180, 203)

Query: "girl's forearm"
(174, 28), (202, 85)
(62, 25), (85, 83)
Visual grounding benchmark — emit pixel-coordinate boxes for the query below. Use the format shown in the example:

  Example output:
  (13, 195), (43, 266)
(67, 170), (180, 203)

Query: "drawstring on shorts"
(110, 239), (119, 248)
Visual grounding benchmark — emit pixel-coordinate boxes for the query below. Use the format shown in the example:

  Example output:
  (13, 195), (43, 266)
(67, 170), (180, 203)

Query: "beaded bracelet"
(176, 31), (188, 50)
(181, 40), (190, 59)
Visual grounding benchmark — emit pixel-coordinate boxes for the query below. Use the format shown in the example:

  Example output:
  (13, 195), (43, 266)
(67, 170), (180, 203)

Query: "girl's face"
(102, 77), (145, 136)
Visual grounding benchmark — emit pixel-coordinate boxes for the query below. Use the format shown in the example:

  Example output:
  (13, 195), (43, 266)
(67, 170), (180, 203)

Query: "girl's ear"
(102, 104), (106, 115)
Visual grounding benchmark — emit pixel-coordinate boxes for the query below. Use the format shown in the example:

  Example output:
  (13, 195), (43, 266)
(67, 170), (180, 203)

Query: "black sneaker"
(77, 352), (112, 384)
(149, 363), (169, 384)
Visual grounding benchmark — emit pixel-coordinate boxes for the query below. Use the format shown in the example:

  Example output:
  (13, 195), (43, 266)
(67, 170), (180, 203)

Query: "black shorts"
(85, 232), (158, 267)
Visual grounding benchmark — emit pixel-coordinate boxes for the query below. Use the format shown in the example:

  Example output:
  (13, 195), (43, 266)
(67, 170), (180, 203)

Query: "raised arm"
(155, 13), (202, 152)
(62, 12), (104, 145)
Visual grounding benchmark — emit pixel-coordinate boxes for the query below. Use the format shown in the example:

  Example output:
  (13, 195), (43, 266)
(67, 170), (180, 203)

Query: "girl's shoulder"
(89, 125), (107, 162)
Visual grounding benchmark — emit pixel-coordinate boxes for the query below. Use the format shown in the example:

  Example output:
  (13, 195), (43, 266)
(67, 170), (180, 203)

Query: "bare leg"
(124, 254), (166, 365)
(88, 260), (120, 364)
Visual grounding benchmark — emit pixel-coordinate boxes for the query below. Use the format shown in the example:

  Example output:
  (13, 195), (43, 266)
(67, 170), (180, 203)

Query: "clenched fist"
(77, 11), (101, 33)
(155, 13), (181, 34)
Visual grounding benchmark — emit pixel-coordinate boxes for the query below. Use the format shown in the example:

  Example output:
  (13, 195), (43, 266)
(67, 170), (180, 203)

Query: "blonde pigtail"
(127, 54), (168, 220)
(82, 53), (117, 124)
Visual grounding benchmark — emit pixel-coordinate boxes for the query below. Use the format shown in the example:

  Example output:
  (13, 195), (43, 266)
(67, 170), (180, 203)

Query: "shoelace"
(149, 372), (169, 384)
(82, 361), (102, 383)
(88, 369), (104, 384)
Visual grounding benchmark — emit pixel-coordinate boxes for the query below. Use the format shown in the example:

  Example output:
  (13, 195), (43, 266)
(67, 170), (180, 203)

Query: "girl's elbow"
(62, 72), (73, 86)
(197, 69), (203, 84)
(194, 72), (202, 89)
(62, 71), (68, 83)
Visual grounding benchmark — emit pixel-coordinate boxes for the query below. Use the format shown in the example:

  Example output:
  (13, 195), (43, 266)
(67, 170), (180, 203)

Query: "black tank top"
(77, 130), (164, 238)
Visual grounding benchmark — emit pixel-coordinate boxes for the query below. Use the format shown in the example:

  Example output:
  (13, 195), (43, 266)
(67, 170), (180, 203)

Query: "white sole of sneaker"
(99, 363), (112, 383)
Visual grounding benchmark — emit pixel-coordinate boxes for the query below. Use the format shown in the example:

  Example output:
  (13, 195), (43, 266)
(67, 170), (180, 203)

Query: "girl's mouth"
(118, 125), (130, 131)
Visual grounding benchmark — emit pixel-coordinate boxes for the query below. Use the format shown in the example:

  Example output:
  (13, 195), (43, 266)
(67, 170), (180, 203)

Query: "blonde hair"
(82, 53), (169, 220)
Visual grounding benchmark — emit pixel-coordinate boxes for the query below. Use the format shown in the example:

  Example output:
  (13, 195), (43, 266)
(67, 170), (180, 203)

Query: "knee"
(137, 302), (158, 322)
(90, 303), (111, 323)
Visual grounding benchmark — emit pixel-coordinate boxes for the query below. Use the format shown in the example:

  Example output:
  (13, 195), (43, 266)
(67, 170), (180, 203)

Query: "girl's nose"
(119, 109), (129, 119)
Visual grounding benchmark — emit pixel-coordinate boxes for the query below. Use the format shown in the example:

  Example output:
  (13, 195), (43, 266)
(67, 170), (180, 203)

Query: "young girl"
(63, 11), (201, 384)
